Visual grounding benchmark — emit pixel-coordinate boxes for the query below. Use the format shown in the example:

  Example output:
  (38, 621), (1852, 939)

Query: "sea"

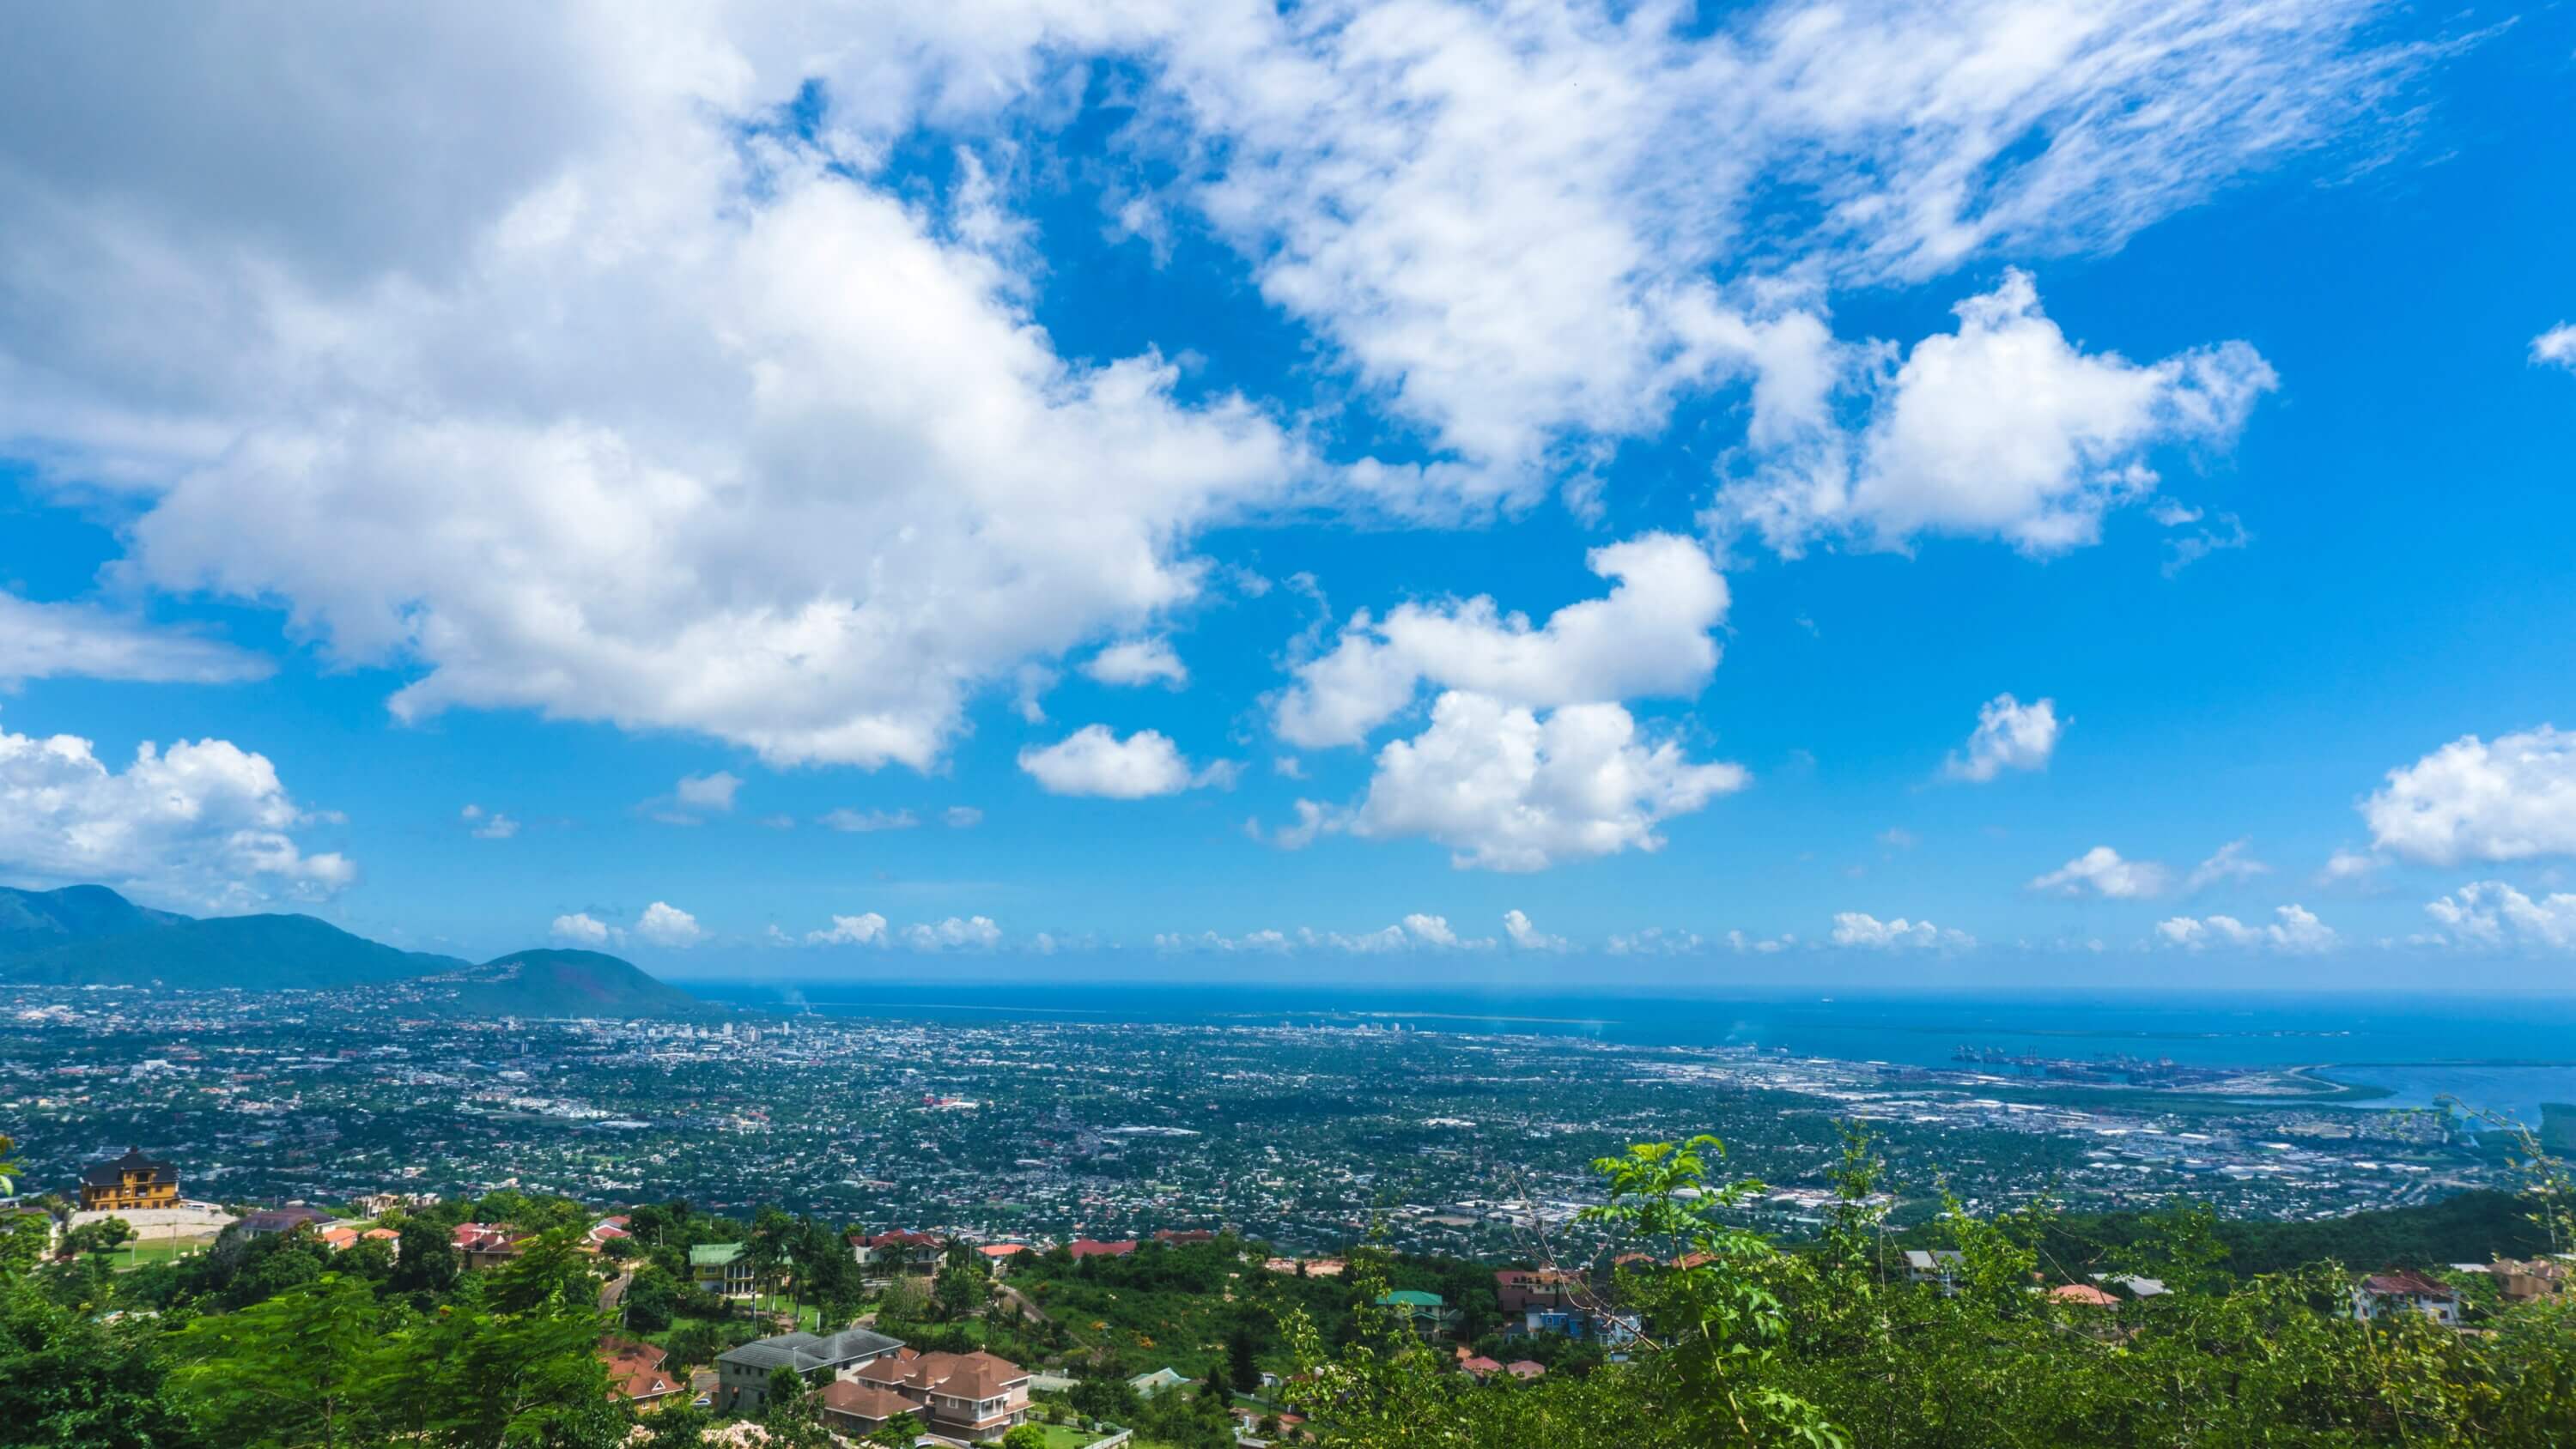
(683, 979), (2576, 1127)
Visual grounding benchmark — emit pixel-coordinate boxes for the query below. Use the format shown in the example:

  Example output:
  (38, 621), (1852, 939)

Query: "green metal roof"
(689, 1241), (746, 1266)
(1376, 1289), (1444, 1307)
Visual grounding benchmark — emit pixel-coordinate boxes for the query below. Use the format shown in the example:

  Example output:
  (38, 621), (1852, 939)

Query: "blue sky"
(0, 2), (2571, 988)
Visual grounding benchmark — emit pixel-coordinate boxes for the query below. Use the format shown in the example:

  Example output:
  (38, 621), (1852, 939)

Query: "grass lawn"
(1026, 1426), (1101, 1449)
(749, 1294), (822, 1331)
(108, 1238), (210, 1270)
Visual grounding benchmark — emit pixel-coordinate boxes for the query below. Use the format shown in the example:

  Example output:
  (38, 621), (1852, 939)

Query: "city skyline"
(3, 3), (2573, 985)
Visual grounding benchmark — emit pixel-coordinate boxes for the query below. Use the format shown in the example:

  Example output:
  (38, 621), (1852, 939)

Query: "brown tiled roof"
(861, 1348), (1027, 1400)
(818, 1380), (919, 1423)
(598, 1336), (679, 1401)
(2361, 1270), (2457, 1298)
(854, 1346), (922, 1387)
(921, 1349), (1027, 1400)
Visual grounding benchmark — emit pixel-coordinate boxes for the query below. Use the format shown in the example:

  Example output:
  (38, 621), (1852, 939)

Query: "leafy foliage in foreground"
(1280, 1125), (2576, 1448)
(3, 1120), (2571, 1448)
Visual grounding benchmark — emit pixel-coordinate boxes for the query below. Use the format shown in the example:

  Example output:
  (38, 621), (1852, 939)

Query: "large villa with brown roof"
(854, 1346), (1033, 1439)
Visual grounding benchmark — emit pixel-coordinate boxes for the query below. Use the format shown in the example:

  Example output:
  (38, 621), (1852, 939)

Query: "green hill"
(0, 911), (467, 990)
(0, 883), (188, 955)
(0, 885), (715, 1018)
(393, 949), (714, 1018)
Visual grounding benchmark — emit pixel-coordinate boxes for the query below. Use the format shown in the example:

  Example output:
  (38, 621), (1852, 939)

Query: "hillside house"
(79, 1148), (179, 1213)
(855, 1347), (1033, 1439)
(1514, 1304), (1639, 1345)
(690, 1241), (756, 1300)
(2351, 1270), (2461, 1327)
(238, 1205), (334, 1240)
(1375, 1289), (1458, 1334)
(453, 1222), (526, 1270)
(599, 1336), (684, 1410)
(714, 1326), (904, 1415)
(2493, 1257), (2571, 1305)
(849, 1228), (944, 1272)
(1496, 1268), (1584, 1314)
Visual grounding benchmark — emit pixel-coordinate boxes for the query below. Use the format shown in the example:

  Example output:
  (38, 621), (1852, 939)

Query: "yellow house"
(79, 1147), (179, 1212)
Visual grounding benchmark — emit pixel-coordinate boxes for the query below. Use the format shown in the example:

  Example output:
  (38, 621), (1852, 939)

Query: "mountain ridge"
(0, 885), (714, 1017)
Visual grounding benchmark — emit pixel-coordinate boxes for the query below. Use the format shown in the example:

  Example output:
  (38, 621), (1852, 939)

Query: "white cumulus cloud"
(2532, 324), (2576, 370)
(1831, 912), (1973, 950)
(2154, 904), (2336, 954)
(1713, 271), (2274, 555)
(805, 912), (889, 946)
(2032, 846), (2171, 899)
(550, 912), (615, 947)
(1345, 691), (1747, 871)
(2422, 882), (2576, 952)
(1944, 694), (2062, 782)
(0, 717), (350, 906)
(2362, 727), (2576, 866)
(902, 915), (1002, 950)
(1018, 725), (1221, 798)
(0, 8), (1309, 774)
(1273, 534), (1727, 749)
(635, 901), (704, 948)
(1082, 638), (1189, 689)
(0, 3), (2444, 772)
(1151, 1), (2412, 500)
(1503, 909), (1565, 950)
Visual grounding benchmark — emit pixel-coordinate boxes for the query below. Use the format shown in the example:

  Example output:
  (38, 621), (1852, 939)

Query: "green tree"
(933, 1236), (987, 1320)
(1068, 1373), (1139, 1423)
(371, 1229), (621, 1449)
(1228, 1323), (1261, 1393)
(999, 1424), (1049, 1449)
(169, 1271), (380, 1448)
(390, 1218), (460, 1298)
(1580, 1137), (1838, 1447)
(62, 1217), (134, 1258)
(0, 1213), (49, 1284)
(756, 1364), (833, 1449)
(0, 1275), (208, 1449)
(747, 1206), (799, 1325)
(623, 1267), (679, 1334)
